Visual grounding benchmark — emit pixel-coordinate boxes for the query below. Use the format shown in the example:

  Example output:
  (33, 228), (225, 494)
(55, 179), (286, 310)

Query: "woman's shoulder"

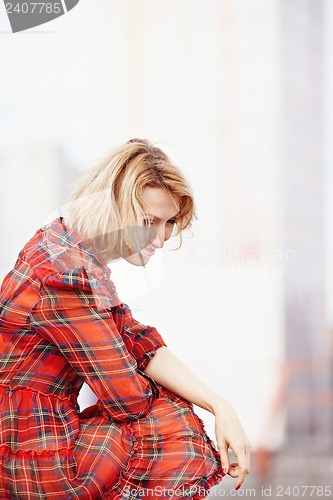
(20, 218), (106, 279)
(0, 219), (121, 322)
(12, 218), (118, 300)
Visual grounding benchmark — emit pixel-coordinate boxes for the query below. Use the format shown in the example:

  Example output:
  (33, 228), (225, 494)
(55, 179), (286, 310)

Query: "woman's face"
(123, 186), (179, 266)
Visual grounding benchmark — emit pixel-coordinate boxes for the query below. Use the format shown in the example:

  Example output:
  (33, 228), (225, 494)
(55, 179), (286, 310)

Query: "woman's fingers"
(227, 461), (250, 490)
(217, 443), (250, 485)
(217, 444), (230, 475)
(226, 463), (239, 478)
(231, 444), (251, 490)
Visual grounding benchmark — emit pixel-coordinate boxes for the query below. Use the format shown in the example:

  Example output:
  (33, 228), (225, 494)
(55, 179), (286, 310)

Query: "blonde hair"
(65, 139), (197, 263)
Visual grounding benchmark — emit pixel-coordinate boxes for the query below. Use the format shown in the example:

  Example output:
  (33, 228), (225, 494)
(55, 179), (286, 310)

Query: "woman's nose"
(151, 226), (165, 248)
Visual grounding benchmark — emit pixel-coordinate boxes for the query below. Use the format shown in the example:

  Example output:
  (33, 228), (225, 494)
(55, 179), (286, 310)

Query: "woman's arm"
(144, 346), (251, 491)
(30, 270), (159, 423)
(120, 302), (167, 370)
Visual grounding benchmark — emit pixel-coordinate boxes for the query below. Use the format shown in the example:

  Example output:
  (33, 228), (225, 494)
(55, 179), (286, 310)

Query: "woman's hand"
(213, 399), (251, 490)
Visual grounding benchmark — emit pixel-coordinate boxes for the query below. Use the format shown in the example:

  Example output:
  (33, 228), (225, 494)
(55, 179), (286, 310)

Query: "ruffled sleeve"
(120, 302), (167, 371)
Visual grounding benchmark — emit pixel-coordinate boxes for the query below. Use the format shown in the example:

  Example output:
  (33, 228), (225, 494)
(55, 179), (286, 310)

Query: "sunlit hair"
(65, 139), (197, 263)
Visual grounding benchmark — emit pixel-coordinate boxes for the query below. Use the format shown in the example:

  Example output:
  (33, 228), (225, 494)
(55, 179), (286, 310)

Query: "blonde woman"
(0, 139), (250, 499)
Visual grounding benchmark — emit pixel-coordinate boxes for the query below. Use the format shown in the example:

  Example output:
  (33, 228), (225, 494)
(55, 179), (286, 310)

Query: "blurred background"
(1, 0), (332, 495)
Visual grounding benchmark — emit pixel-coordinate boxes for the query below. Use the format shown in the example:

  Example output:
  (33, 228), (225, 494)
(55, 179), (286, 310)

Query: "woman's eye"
(167, 219), (177, 225)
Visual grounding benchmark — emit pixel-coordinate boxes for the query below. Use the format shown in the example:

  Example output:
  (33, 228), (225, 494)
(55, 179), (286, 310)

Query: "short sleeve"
(120, 302), (167, 371)
(30, 268), (159, 422)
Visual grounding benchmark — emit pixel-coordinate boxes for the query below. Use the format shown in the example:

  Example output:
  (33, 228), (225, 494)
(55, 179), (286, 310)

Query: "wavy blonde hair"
(65, 139), (197, 263)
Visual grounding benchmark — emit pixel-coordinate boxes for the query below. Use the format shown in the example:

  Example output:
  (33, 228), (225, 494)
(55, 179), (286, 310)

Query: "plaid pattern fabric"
(105, 389), (223, 500)
(0, 218), (223, 498)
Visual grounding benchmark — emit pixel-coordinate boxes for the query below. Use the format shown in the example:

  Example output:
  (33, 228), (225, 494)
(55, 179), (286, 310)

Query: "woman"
(0, 139), (250, 499)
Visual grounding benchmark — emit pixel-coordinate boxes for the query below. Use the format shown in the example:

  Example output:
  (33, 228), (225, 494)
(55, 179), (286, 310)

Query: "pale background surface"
(0, 1), (332, 480)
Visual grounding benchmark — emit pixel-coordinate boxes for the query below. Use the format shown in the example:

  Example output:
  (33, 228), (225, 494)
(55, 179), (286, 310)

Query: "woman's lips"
(141, 248), (155, 257)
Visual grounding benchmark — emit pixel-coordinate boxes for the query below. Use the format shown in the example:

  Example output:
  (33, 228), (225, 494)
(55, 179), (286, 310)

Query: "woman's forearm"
(144, 346), (231, 415)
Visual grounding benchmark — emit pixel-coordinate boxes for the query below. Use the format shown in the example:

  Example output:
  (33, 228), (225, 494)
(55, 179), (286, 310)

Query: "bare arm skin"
(144, 346), (251, 490)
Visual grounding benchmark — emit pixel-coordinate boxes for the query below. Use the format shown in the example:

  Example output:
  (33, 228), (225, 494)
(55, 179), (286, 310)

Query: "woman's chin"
(123, 252), (151, 266)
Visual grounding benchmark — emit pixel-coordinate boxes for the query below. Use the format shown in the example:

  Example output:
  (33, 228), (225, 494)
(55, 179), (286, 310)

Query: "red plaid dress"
(0, 217), (223, 499)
